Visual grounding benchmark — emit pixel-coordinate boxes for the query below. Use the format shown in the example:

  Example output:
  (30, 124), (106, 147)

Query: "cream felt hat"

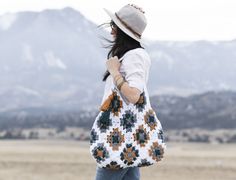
(104, 4), (147, 43)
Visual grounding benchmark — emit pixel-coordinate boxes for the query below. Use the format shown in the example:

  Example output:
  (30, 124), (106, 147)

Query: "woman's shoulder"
(123, 47), (148, 57)
(122, 48), (151, 65)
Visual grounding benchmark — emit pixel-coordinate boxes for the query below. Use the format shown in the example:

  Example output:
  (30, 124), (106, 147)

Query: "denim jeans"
(95, 166), (140, 180)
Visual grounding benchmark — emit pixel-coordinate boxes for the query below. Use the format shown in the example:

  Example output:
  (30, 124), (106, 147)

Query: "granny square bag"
(89, 73), (166, 170)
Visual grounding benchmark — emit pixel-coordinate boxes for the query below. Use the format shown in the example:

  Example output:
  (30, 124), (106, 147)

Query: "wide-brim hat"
(104, 4), (147, 43)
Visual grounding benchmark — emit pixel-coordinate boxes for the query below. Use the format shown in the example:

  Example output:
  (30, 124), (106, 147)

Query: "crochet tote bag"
(89, 80), (166, 170)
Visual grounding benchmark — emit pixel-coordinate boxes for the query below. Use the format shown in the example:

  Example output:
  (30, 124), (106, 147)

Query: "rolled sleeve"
(122, 53), (146, 92)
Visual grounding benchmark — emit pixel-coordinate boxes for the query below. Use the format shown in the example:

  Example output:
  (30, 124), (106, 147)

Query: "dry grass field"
(0, 140), (235, 180)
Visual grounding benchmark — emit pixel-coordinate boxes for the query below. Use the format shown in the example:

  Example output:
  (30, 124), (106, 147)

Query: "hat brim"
(103, 8), (142, 43)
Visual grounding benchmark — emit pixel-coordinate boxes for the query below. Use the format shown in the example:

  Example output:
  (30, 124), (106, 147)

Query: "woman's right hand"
(106, 56), (121, 76)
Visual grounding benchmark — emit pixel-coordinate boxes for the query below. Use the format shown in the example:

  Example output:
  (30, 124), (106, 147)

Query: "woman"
(93, 4), (164, 180)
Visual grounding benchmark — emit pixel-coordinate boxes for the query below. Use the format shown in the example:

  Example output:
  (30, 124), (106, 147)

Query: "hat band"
(115, 13), (141, 39)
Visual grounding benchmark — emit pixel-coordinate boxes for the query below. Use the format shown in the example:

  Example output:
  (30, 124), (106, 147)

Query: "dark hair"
(102, 21), (143, 81)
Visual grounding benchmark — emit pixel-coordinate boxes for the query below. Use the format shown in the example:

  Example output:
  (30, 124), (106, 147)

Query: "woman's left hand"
(106, 56), (121, 76)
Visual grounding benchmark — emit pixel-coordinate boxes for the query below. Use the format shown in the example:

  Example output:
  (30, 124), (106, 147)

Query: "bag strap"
(119, 55), (125, 63)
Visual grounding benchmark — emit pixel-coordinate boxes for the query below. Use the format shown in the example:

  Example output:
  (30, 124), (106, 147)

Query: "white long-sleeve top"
(101, 48), (151, 105)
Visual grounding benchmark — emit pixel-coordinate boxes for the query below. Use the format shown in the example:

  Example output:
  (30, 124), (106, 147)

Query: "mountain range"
(0, 7), (236, 113)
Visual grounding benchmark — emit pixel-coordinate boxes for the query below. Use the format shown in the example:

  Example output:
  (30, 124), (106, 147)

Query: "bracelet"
(114, 75), (123, 85)
(114, 74), (122, 82)
(115, 76), (123, 83)
(117, 79), (126, 91)
(116, 77), (124, 87)
(116, 77), (124, 86)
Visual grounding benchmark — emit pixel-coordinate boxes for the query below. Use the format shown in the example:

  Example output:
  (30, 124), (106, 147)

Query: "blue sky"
(0, 0), (236, 41)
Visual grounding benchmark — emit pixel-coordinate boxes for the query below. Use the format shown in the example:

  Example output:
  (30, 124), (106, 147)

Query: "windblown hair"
(102, 22), (143, 81)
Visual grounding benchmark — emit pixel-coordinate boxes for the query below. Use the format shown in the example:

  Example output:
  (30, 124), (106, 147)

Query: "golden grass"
(0, 140), (235, 180)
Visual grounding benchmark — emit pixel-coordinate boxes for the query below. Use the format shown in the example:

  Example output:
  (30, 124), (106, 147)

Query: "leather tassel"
(100, 93), (114, 111)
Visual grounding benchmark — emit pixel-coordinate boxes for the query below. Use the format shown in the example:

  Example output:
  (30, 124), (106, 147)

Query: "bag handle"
(119, 55), (125, 63)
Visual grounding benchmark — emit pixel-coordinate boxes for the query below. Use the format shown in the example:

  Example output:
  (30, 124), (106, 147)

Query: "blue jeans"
(95, 166), (140, 180)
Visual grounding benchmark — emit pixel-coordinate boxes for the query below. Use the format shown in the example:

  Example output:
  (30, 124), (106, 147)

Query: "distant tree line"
(0, 110), (98, 131)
